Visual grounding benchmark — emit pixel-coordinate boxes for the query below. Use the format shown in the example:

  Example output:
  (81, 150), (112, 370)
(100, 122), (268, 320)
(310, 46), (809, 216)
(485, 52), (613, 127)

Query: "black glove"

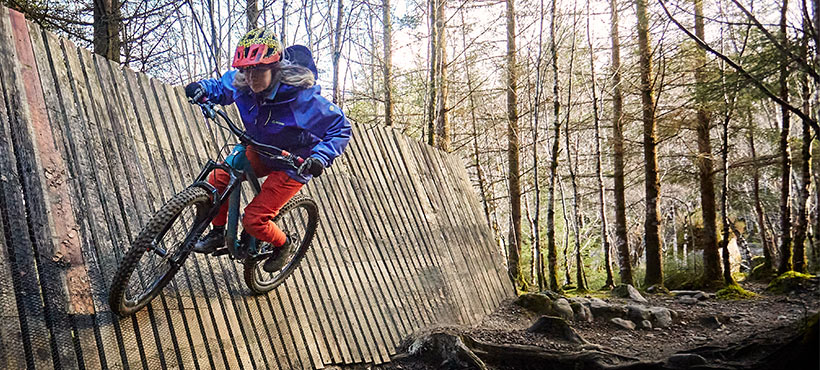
(185, 82), (207, 103)
(298, 157), (324, 177)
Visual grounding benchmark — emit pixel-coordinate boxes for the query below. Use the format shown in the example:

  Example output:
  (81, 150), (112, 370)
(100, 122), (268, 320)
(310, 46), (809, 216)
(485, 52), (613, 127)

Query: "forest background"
(6, 0), (818, 293)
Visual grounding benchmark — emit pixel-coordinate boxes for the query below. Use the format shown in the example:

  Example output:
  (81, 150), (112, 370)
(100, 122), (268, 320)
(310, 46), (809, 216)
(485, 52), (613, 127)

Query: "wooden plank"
(90, 51), (184, 370)
(341, 126), (433, 327)
(121, 67), (224, 370)
(172, 84), (281, 370)
(129, 72), (214, 369)
(6, 10), (90, 369)
(329, 151), (422, 342)
(176, 86), (280, 370)
(261, 200), (329, 367)
(441, 153), (512, 305)
(108, 61), (198, 370)
(413, 140), (492, 322)
(311, 170), (398, 358)
(164, 82), (295, 370)
(371, 127), (466, 325)
(74, 45), (163, 368)
(388, 131), (474, 324)
(49, 35), (126, 370)
(176, 92), (258, 370)
(434, 149), (502, 313)
(411, 137), (498, 317)
(0, 205), (25, 370)
(451, 152), (515, 296)
(143, 76), (245, 370)
(417, 143), (497, 320)
(298, 180), (372, 364)
(352, 126), (449, 325)
(301, 178), (380, 365)
(407, 139), (485, 322)
(0, 8), (72, 369)
(290, 199), (354, 365)
(23, 22), (106, 370)
(160, 81), (260, 370)
(313, 167), (409, 349)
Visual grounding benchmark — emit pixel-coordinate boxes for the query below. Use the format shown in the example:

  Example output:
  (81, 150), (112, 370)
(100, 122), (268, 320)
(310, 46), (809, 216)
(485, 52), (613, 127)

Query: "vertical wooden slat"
(48, 34), (126, 369)
(371, 126), (466, 325)
(29, 25), (107, 370)
(121, 67), (229, 370)
(311, 170), (397, 358)
(389, 130), (475, 323)
(0, 201), (25, 370)
(335, 130), (426, 332)
(353, 126), (453, 324)
(141, 75), (240, 369)
(419, 144), (500, 315)
(315, 163), (411, 348)
(420, 143), (503, 316)
(349, 125), (465, 325)
(441, 152), (513, 303)
(1, 8), (82, 369)
(410, 139), (487, 322)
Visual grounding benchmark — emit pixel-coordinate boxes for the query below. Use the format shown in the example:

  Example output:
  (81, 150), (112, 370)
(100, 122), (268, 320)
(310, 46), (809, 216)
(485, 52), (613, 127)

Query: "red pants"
(208, 148), (303, 247)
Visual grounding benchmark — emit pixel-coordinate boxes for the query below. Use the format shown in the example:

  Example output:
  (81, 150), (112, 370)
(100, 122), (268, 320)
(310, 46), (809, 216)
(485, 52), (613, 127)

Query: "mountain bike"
(108, 101), (319, 317)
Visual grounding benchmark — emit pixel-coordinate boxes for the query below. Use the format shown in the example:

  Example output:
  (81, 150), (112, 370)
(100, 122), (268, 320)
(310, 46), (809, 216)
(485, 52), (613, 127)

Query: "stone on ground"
(612, 284), (648, 303)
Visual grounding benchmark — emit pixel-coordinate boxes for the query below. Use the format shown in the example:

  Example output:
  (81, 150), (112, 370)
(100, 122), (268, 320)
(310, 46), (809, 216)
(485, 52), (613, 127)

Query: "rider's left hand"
(298, 157), (324, 177)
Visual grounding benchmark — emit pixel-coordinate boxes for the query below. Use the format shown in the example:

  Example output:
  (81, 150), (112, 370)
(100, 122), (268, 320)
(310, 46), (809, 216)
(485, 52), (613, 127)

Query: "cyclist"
(184, 28), (351, 272)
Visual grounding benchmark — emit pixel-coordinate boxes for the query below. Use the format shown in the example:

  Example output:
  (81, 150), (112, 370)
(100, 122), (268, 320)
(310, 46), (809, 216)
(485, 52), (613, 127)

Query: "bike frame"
(163, 102), (306, 269)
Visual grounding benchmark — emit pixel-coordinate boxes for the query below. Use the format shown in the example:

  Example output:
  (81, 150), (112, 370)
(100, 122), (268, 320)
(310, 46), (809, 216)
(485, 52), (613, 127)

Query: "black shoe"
(193, 227), (225, 254)
(263, 233), (298, 273)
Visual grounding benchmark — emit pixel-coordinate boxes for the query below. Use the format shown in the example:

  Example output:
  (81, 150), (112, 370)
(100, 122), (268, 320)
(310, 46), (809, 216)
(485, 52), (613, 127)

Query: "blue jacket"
(198, 69), (351, 183)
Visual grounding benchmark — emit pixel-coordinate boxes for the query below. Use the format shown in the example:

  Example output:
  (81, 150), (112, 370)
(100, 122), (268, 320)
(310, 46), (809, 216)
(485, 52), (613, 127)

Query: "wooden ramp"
(0, 6), (512, 369)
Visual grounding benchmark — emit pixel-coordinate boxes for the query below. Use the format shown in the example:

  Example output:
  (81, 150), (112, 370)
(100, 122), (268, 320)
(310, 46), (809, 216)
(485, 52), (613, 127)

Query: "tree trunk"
(636, 0), (663, 287)
(719, 106), (735, 285)
(587, 0), (614, 289)
(383, 0), (394, 127)
(565, 3), (586, 292)
(749, 128), (776, 269)
(247, 0), (260, 30)
(558, 176), (572, 286)
(609, 0), (632, 285)
(281, 0), (288, 46)
(792, 26), (811, 273)
(506, 0), (522, 287)
(462, 12), (490, 226)
(94, 0), (121, 62)
(435, 0), (450, 152)
(545, 0), (561, 292)
(427, 0), (438, 146)
(693, 0), (722, 284)
(332, 0), (344, 106)
(778, 0), (793, 274)
(531, 0), (546, 291)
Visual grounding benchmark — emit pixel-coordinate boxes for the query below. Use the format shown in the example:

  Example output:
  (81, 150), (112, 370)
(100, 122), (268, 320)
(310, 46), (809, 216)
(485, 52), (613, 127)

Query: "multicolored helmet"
(232, 28), (282, 69)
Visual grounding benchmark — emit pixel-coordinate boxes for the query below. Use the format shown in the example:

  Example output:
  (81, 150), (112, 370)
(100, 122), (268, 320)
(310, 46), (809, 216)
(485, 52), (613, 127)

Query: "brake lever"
(190, 99), (217, 119)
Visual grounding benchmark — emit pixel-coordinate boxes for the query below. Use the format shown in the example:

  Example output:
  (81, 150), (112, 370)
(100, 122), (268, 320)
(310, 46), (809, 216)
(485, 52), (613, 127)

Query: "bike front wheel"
(108, 186), (212, 316)
(243, 194), (318, 294)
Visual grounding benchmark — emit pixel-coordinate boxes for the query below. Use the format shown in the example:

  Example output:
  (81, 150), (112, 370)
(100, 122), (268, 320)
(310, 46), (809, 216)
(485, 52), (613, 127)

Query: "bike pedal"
(211, 248), (230, 257)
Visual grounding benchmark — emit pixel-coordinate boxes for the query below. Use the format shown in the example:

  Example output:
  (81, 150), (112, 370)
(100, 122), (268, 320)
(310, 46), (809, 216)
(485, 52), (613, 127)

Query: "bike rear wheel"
(243, 194), (318, 294)
(108, 186), (212, 316)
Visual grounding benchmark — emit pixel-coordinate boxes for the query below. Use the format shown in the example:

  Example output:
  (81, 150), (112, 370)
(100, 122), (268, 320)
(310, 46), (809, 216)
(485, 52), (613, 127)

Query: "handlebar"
(193, 100), (305, 169)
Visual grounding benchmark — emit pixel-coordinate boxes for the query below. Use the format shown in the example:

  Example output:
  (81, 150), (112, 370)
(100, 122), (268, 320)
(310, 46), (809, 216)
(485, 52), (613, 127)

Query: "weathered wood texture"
(0, 6), (512, 369)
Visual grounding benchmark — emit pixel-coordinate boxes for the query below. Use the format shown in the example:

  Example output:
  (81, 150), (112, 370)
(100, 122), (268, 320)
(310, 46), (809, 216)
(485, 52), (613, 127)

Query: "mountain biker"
(184, 28), (351, 272)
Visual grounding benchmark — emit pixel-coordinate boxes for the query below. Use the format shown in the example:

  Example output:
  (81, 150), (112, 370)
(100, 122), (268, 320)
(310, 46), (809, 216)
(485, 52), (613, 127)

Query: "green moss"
(749, 263), (777, 281)
(716, 284), (757, 300)
(766, 271), (817, 294)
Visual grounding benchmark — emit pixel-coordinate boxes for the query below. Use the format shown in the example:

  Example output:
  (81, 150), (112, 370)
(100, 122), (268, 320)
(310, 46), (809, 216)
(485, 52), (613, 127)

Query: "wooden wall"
(0, 6), (512, 369)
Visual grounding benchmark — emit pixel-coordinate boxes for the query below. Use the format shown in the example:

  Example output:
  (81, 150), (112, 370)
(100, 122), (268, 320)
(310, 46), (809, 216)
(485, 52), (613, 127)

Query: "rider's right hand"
(185, 82), (207, 103)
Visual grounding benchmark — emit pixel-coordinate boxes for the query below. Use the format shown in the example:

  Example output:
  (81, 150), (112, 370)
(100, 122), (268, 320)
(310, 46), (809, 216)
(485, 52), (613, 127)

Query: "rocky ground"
(340, 277), (819, 370)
